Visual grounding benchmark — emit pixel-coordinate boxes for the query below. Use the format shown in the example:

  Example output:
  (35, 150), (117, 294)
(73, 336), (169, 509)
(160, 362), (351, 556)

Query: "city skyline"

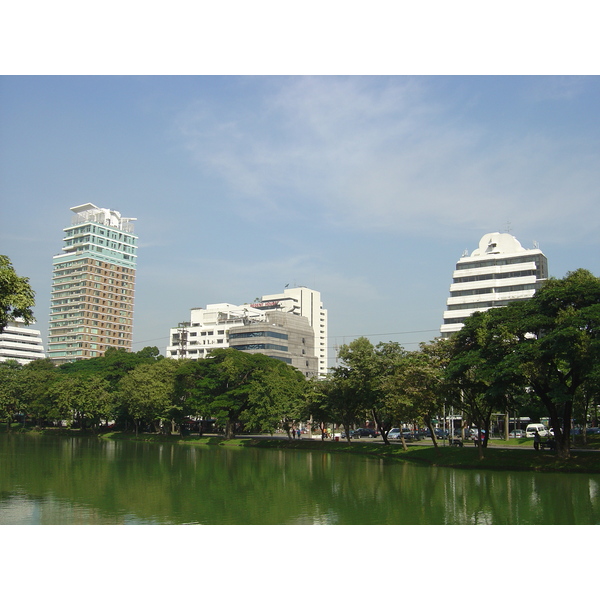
(2, 76), (600, 366)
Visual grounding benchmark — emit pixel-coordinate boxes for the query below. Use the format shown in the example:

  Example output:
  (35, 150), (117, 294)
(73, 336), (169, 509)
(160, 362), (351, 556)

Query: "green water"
(1, 435), (599, 524)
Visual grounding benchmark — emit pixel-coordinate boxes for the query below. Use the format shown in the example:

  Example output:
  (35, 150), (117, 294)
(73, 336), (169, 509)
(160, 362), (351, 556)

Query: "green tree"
(505, 269), (600, 458)
(0, 360), (23, 430)
(184, 349), (299, 439)
(370, 341), (410, 445)
(391, 340), (450, 452)
(59, 346), (162, 390)
(320, 370), (365, 443)
(332, 338), (409, 445)
(244, 361), (309, 437)
(445, 309), (518, 459)
(0, 255), (35, 333)
(446, 269), (600, 459)
(119, 360), (179, 435)
(16, 358), (59, 427)
(47, 373), (113, 429)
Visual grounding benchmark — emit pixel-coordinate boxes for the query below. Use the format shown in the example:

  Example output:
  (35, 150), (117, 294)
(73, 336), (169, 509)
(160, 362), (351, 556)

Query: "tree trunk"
(425, 417), (441, 456)
(546, 398), (571, 459)
(225, 421), (235, 439)
(399, 433), (408, 451)
(343, 422), (352, 444)
(371, 409), (390, 445)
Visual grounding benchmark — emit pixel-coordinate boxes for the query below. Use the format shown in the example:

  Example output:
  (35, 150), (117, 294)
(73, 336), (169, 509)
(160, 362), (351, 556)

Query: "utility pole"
(177, 322), (189, 359)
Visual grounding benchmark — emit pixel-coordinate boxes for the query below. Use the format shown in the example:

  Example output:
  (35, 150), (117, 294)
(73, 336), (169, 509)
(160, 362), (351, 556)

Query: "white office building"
(167, 303), (264, 360)
(166, 287), (328, 378)
(251, 287), (328, 378)
(441, 232), (548, 337)
(0, 320), (46, 364)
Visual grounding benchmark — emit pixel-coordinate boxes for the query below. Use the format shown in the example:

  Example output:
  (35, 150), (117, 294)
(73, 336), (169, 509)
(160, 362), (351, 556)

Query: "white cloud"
(176, 76), (600, 242)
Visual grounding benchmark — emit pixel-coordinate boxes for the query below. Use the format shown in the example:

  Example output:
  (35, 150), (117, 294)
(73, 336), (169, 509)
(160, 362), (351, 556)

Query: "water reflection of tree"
(2, 437), (600, 525)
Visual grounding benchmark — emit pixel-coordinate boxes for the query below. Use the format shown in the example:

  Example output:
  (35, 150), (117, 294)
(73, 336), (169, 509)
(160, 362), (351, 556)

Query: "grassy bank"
(224, 437), (600, 473)
(6, 426), (600, 473)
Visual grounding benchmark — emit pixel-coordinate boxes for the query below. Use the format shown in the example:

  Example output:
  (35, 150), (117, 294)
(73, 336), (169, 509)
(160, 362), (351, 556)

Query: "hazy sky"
(2, 75), (599, 362)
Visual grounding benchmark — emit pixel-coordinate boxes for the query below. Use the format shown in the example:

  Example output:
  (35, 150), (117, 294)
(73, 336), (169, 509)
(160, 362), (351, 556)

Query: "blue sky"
(2, 75), (600, 363)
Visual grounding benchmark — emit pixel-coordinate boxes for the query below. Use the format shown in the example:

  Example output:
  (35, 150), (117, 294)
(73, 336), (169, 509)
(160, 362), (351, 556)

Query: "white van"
(526, 423), (550, 438)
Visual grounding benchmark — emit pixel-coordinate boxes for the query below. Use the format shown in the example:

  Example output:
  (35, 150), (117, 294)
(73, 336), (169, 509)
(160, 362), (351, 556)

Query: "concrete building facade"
(253, 287), (328, 378)
(0, 320), (46, 364)
(47, 204), (137, 363)
(229, 311), (317, 378)
(441, 232), (548, 338)
(167, 303), (263, 361)
(166, 287), (327, 379)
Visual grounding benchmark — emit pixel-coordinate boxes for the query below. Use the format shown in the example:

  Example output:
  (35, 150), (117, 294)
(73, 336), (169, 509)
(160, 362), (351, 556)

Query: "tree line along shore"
(1, 268), (600, 464)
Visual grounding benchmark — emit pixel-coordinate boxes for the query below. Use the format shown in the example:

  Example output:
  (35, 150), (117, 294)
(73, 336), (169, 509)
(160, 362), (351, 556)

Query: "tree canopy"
(0, 255), (36, 332)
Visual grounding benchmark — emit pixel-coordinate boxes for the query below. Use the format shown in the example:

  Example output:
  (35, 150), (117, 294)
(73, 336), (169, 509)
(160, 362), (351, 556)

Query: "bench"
(450, 439), (464, 447)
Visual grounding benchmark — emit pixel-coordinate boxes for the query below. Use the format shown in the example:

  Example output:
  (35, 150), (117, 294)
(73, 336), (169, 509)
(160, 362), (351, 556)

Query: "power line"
(330, 328), (440, 340)
(131, 336), (170, 346)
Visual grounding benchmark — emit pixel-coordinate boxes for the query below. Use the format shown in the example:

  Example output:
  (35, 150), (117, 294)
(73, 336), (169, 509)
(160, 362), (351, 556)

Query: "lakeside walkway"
(234, 432), (599, 452)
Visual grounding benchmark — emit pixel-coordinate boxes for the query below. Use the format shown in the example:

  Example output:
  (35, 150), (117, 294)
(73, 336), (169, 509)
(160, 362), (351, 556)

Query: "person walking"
(534, 430), (541, 451)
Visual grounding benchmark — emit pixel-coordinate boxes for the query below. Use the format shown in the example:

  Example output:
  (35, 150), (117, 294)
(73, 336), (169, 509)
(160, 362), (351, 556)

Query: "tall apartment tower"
(47, 204), (137, 363)
(255, 286), (328, 378)
(440, 232), (548, 338)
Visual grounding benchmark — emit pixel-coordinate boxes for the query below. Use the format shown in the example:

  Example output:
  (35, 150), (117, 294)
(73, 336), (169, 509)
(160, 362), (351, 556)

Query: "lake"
(1, 434), (599, 525)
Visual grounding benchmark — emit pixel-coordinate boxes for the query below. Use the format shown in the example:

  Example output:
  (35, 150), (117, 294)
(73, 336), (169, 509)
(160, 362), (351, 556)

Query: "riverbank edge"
(7, 428), (600, 474)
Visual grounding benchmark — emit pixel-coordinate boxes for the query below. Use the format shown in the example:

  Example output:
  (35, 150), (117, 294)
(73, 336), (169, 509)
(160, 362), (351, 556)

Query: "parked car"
(526, 423), (550, 438)
(509, 429), (526, 438)
(586, 427), (600, 435)
(352, 428), (378, 438)
(388, 428), (420, 441)
(434, 428), (449, 439)
(387, 428), (401, 440)
(401, 428), (423, 441)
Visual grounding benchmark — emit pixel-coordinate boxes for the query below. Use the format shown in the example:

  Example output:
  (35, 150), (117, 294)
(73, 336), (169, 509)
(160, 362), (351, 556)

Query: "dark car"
(401, 428), (423, 441)
(352, 428), (378, 438)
